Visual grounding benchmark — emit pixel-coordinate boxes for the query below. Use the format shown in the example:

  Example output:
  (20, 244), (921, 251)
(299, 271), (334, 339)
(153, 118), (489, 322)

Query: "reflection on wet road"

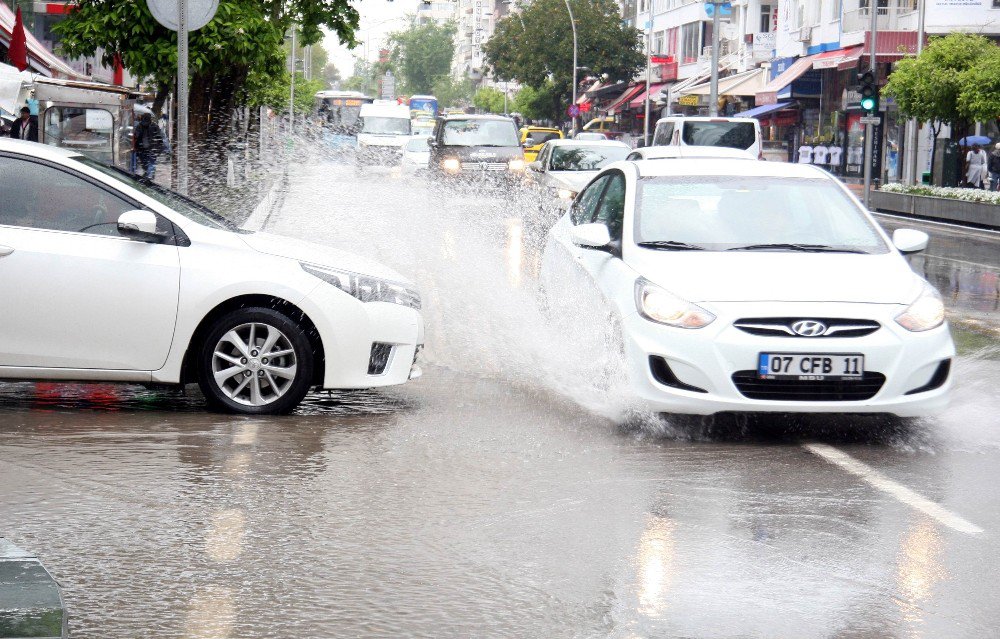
(1, 161), (999, 638)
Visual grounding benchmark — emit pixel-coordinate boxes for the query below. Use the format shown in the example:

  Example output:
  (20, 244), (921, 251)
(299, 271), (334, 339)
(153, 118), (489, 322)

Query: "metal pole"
(177, 0), (188, 194)
(709, 7), (720, 116)
(643, 0), (652, 145)
(564, 0), (578, 133)
(862, 0), (877, 207)
(289, 25), (296, 136)
(906, 0), (926, 185)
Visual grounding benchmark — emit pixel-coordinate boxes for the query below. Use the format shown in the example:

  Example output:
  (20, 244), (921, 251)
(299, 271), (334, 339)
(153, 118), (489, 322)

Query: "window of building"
(681, 22), (701, 63)
(653, 30), (666, 54)
(759, 4), (772, 31)
(667, 27), (679, 54)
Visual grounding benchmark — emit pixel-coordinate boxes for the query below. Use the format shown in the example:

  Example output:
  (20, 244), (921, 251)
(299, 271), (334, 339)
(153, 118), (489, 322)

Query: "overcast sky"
(323, 0), (420, 81)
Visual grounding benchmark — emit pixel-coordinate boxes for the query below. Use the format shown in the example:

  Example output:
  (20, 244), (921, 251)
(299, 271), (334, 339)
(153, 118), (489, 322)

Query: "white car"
(528, 139), (631, 201)
(651, 116), (763, 160)
(541, 158), (954, 417)
(625, 146), (756, 161)
(0, 139), (423, 414)
(400, 135), (431, 175)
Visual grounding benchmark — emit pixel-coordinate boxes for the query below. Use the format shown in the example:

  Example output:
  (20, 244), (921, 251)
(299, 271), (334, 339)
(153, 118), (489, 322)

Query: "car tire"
(197, 307), (314, 415)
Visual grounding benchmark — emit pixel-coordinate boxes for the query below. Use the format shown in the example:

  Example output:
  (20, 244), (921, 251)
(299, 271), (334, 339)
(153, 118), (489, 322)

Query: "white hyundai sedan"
(541, 159), (954, 417)
(0, 139), (423, 414)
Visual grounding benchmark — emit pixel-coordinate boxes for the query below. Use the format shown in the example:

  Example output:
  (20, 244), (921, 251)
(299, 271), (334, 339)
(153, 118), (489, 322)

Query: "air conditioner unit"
(795, 26), (812, 41)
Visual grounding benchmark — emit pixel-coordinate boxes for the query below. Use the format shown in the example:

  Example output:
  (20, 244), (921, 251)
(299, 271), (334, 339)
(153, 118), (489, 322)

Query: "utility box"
(932, 139), (960, 187)
(0, 539), (67, 638)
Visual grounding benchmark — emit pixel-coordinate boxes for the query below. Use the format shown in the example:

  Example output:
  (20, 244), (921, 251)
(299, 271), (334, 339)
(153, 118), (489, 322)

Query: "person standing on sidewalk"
(965, 143), (987, 189)
(9, 107), (37, 142)
(133, 113), (166, 180)
(987, 143), (1000, 191)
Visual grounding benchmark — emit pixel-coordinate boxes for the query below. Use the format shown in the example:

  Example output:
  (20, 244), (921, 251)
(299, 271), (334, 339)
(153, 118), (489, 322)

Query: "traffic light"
(859, 71), (878, 114)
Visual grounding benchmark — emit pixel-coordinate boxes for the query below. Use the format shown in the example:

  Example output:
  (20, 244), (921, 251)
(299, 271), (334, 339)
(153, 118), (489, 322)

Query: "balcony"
(842, 1), (918, 33)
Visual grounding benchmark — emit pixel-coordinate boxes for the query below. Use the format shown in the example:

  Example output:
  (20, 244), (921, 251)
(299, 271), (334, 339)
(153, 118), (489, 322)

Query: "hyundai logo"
(791, 320), (828, 337)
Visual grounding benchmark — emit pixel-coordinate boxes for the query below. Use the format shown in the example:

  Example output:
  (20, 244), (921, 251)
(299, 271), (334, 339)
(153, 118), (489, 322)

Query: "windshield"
(550, 145), (629, 171)
(442, 119), (519, 147)
(525, 131), (560, 146)
(70, 155), (242, 232)
(361, 116), (411, 135)
(681, 122), (756, 150)
(635, 176), (888, 253)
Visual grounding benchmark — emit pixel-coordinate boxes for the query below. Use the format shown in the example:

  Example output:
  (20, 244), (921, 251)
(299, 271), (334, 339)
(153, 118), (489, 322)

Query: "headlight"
(302, 263), (421, 310)
(442, 157), (460, 172)
(556, 188), (575, 200)
(508, 159), (526, 172)
(635, 278), (715, 329)
(895, 282), (944, 332)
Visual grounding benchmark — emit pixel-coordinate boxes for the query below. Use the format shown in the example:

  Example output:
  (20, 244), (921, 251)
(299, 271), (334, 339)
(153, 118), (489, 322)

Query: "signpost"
(704, 1), (731, 116)
(859, 115), (881, 125)
(567, 104), (580, 118)
(147, 0), (219, 195)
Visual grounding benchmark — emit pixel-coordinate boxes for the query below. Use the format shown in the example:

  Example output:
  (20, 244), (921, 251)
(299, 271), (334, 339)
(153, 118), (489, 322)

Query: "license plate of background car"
(758, 353), (865, 381)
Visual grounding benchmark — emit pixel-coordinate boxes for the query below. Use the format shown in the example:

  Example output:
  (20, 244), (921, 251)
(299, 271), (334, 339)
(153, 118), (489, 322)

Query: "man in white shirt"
(797, 144), (813, 164)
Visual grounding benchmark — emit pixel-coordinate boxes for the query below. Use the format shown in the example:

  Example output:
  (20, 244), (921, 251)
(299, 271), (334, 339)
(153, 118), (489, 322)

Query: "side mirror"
(528, 161), (543, 172)
(570, 223), (612, 249)
(118, 210), (164, 242)
(524, 138), (536, 147)
(892, 228), (929, 254)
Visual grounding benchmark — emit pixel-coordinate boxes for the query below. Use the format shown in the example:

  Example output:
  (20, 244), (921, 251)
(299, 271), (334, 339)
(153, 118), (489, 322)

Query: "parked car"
(519, 126), (563, 163)
(651, 116), (763, 159)
(0, 139), (424, 415)
(540, 157), (953, 418)
(429, 114), (525, 181)
(400, 135), (431, 175)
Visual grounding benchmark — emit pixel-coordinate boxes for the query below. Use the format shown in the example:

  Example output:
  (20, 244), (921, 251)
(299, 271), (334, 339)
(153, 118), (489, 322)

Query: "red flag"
(9, 6), (28, 72)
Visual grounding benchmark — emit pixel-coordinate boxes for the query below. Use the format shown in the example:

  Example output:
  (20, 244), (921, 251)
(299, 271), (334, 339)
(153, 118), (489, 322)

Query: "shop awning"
(812, 46), (864, 70)
(863, 31), (923, 59)
(0, 2), (84, 79)
(605, 83), (645, 113)
(577, 80), (602, 104)
(734, 101), (794, 119)
(681, 68), (767, 97)
(628, 82), (670, 109)
(755, 53), (819, 106)
(836, 46), (864, 70)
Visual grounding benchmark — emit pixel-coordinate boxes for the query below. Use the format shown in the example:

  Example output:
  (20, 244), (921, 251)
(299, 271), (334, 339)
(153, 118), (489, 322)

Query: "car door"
(0, 154), (181, 371)
(541, 173), (610, 297)
(577, 170), (635, 305)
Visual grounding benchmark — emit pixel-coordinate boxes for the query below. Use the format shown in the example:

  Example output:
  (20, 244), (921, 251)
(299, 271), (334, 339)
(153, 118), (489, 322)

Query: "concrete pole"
(862, 0), (877, 207)
(177, 0), (188, 194)
(905, 0), (926, 184)
(709, 6), (720, 117)
(289, 25), (296, 136)
(643, 0), (652, 145)
(564, 0), (578, 133)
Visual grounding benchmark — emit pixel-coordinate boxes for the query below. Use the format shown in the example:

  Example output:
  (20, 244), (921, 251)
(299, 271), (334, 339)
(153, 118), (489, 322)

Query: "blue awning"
(734, 102), (794, 119)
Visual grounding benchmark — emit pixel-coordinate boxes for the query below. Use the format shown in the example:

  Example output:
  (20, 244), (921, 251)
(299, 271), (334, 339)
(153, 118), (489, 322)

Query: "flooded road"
(2, 159), (999, 637)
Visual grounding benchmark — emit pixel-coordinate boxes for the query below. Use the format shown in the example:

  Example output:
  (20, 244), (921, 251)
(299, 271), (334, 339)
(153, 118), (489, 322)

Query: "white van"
(356, 101), (412, 167)
(651, 116), (762, 159)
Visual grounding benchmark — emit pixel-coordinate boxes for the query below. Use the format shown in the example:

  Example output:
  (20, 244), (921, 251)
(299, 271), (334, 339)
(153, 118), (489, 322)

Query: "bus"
(314, 90), (374, 134)
(408, 94), (438, 119)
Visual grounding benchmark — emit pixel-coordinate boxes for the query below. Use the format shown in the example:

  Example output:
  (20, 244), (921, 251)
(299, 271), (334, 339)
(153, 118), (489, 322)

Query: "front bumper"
(623, 301), (955, 417)
(357, 146), (403, 165)
(301, 283), (424, 389)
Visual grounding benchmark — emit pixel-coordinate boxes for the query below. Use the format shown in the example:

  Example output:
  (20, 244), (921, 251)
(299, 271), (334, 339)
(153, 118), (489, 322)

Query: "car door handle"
(0, 245), (13, 257)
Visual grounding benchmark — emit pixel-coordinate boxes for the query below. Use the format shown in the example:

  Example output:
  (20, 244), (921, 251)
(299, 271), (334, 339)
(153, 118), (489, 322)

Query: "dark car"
(428, 114), (526, 181)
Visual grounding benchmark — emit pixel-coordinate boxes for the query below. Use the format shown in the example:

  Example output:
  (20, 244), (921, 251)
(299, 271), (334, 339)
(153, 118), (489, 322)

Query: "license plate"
(758, 353), (864, 381)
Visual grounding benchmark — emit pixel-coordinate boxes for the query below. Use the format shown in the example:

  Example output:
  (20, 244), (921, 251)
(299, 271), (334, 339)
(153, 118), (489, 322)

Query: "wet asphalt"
(1, 157), (999, 638)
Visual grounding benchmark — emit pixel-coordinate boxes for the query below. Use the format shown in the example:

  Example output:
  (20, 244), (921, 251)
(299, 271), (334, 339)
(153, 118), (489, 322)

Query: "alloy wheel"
(211, 322), (298, 407)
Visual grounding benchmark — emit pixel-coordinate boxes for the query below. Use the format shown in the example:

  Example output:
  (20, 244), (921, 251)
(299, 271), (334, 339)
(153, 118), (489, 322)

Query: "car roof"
(0, 138), (81, 160)
(654, 116), (757, 124)
(441, 113), (513, 121)
(632, 146), (755, 159)
(546, 139), (629, 148)
(524, 125), (560, 131)
(629, 157), (833, 179)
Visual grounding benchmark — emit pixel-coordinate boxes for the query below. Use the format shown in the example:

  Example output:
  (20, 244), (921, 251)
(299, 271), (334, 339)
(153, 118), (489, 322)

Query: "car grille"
(733, 318), (881, 338)
(731, 370), (886, 401)
(460, 162), (508, 172)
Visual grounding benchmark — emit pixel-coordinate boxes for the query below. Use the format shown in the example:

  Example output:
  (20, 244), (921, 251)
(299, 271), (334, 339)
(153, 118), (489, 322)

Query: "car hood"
(241, 232), (411, 284)
(628, 250), (922, 304)
(441, 146), (523, 161)
(548, 171), (597, 193)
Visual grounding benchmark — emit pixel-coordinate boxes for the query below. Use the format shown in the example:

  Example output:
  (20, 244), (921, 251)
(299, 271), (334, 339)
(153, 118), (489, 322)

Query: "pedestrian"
(965, 143), (987, 189)
(9, 106), (37, 142)
(988, 143), (1000, 191)
(133, 112), (165, 180)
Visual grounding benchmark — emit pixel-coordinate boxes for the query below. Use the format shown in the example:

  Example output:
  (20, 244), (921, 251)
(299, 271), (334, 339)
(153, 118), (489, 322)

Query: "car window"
(652, 122), (675, 146)
(0, 155), (147, 237)
(550, 145), (630, 171)
(527, 131), (560, 146)
(593, 172), (626, 241)
(537, 144), (551, 168)
(570, 175), (610, 225)
(681, 122), (756, 150)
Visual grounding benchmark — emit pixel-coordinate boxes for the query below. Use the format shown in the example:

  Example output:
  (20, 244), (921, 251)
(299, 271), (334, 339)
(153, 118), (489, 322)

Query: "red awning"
(837, 46), (864, 70)
(864, 31), (922, 59)
(605, 83), (645, 113)
(0, 2), (84, 79)
(755, 54), (819, 106)
(812, 46), (863, 70)
(628, 83), (670, 109)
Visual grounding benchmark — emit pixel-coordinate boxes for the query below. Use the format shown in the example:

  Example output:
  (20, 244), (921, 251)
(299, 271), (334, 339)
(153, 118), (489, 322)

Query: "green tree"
(484, 0), (643, 121)
(473, 87), (508, 113)
(388, 20), (457, 94)
(323, 63), (342, 88)
(54, 0), (359, 140)
(957, 43), (1000, 124)
(512, 82), (559, 121)
(432, 75), (474, 108)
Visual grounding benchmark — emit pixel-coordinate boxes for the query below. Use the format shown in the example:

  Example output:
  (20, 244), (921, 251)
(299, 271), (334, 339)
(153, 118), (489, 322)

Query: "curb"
(0, 538), (66, 638)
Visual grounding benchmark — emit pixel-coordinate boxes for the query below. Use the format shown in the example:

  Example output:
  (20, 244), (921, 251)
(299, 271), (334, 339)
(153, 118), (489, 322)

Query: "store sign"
(925, 0), (991, 28)
(752, 33), (775, 61)
(678, 94), (700, 106)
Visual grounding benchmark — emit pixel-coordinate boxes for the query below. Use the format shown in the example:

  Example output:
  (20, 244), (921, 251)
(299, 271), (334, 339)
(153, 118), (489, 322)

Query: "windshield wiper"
(637, 240), (706, 251)
(726, 243), (869, 254)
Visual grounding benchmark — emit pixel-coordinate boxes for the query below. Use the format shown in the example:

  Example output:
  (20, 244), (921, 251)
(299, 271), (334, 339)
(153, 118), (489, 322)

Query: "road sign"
(147, 0), (218, 31)
(381, 71), (396, 100)
(859, 115), (881, 125)
(580, 102), (591, 113)
(704, 2), (731, 17)
(567, 104), (581, 117)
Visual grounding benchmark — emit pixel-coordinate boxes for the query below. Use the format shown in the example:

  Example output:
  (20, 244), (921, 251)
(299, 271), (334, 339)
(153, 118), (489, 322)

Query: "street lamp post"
(643, 0), (652, 145)
(862, 0), (878, 207)
(564, 0), (578, 133)
(708, 4), (721, 116)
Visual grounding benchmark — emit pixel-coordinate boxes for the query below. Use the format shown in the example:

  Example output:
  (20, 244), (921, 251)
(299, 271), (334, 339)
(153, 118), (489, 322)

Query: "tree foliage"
(323, 63), (342, 88)
(484, 0), (642, 121)
(884, 33), (997, 134)
(473, 87), (508, 113)
(512, 81), (559, 121)
(388, 20), (457, 94)
(432, 75), (475, 108)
